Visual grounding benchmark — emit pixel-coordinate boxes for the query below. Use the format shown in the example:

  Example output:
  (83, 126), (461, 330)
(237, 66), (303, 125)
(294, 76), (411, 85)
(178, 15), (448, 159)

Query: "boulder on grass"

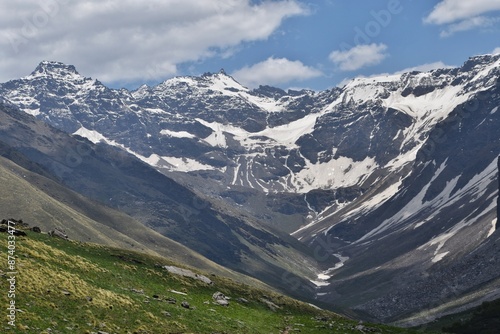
(48, 228), (68, 240)
(212, 291), (230, 306)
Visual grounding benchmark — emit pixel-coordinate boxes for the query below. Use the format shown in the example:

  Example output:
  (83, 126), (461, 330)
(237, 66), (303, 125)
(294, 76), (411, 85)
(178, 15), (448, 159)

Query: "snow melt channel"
(310, 254), (349, 287)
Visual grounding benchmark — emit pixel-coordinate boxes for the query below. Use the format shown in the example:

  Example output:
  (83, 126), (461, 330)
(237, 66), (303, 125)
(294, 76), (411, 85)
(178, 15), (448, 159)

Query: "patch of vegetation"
(1, 231), (422, 333)
(440, 299), (500, 334)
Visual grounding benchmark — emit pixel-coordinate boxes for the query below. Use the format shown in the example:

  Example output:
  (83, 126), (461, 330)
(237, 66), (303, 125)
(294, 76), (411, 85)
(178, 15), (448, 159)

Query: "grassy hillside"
(0, 154), (276, 290)
(0, 231), (423, 333)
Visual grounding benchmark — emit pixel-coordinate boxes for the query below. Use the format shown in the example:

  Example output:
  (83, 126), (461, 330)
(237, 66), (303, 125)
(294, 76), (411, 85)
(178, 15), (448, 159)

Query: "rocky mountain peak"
(252, 85), (287, 99)
(461, 53), (500, 71)
(199, 68), (243, 87)
(202, 68), (229, 77)
(29, 60), (81, 79)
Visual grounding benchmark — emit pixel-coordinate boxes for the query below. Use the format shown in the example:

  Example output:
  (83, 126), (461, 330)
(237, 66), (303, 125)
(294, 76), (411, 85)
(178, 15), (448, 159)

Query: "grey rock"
(212, 291), (229, 306)
(163, 265), (213, 284)
(48, 228), (68, 240)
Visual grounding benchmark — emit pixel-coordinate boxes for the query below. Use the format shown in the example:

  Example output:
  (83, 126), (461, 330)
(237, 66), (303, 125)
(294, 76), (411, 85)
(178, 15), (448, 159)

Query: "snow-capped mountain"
(1, 54), (499, 323)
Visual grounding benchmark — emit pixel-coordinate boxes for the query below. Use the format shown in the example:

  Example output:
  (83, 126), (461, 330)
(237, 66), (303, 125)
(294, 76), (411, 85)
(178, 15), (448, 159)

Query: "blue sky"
(1, 0), (499, 91)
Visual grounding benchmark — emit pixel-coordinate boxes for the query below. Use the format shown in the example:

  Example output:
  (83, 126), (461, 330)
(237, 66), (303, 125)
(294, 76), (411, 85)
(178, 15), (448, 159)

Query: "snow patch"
(487, 218), (497, 238)
(257, 113), (319, 147)
(196, 118), (245, 148)
(73, 126), (106, 144)
(310, 254), (349, 287)
(432, 252), (449, 263)
(71, 129), (216, 173)
(310, 279), (330, 287)
(294, 156), (377, 193)
(160, 156), (216, 172)
(140, 153), (161, 166)
(25, 108), (41, 116)
(144, 107), (168, 114)
(160, 129), (196, 139)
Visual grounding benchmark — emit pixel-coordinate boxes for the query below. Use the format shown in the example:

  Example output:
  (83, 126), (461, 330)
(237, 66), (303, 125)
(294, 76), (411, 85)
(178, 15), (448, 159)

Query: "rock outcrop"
(163, 265), (212, 285)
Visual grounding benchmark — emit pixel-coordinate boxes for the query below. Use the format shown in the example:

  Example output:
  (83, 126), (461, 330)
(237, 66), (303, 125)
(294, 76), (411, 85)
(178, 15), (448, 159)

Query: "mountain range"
(1, 53), (499, 326)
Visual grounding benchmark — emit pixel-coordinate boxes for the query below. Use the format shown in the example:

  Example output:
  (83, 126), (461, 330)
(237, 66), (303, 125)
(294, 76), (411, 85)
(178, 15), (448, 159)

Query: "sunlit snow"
(160, 129), (196, 139)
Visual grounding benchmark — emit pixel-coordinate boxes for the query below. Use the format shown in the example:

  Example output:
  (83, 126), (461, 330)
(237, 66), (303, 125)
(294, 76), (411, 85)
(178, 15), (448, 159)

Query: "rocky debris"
(355, 235), (500, 323)
(163, 265), (212, 284)
(280, 326), (291, 334)
(0, 219), (27, 235)
(181, 301), (190, 309)
(355, 324), (365, 332)
(212, 291), (230, 306)
(113, 254), (143, 264)
(260, 298), (280, 312)
(161, 311), (171, 317)
(130, 288), (144, 294)
(309, 317), (380, 332)
(31, 226), (41, 233)
(0, 226), (26, 236)
(48, 228), (68, 240)
(353, 322), (380, 333)
(236, 297), (249, 304)
(1, 218), (29, 228)
(165, 297), (177, 304)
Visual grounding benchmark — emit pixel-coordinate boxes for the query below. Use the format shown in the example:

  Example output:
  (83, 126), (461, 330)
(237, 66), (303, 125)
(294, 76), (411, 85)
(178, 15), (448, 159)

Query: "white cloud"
(493, 47), (500, 54)
(232, 57), (322, 88)
(439, 16), (500, 37)
(0, 0), (308, 84)
(424, 0), (500, 37)
(424, 0), (500, 25)
(329, 43), (388, 71)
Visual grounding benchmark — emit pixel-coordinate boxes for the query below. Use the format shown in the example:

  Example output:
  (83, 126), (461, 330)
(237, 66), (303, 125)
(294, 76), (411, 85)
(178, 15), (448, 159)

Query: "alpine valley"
(1, 53), (499, 327)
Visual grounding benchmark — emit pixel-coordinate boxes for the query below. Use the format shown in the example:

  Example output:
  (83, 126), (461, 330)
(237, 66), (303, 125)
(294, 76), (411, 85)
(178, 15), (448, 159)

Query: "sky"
(1, 0), (500, 91)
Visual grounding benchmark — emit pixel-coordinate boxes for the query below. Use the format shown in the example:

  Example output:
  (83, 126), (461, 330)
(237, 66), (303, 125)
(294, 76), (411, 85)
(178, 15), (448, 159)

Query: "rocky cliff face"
(312, 76), (500, 324)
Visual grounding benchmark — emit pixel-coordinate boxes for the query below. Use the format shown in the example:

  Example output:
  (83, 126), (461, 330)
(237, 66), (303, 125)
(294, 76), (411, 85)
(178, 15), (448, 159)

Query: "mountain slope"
(0, 153), (267, 286)
(0, 100), (320, 301)
(1, 56), (498, 228)
(1, 54), (499, 324)
(304, 67), (500, 324)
